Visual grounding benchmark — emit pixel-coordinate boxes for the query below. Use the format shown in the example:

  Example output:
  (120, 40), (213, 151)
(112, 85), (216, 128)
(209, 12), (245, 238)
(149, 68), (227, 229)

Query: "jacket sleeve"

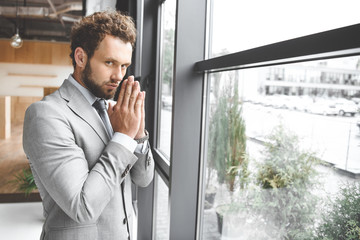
(23, 101), (138, 224)
(131, 142), (155, 187)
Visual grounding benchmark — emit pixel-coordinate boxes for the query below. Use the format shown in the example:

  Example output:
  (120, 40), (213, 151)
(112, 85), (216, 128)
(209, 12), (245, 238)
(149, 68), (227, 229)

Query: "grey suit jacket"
(23, 79), (154, 240)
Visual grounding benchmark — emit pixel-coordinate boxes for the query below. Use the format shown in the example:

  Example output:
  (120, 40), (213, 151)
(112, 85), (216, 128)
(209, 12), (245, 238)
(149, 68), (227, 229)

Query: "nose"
(111, 66), (125, 82)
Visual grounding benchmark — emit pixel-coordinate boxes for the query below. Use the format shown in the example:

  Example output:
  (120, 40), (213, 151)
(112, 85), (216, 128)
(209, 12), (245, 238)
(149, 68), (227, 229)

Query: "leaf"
(11, 167), (37, 196)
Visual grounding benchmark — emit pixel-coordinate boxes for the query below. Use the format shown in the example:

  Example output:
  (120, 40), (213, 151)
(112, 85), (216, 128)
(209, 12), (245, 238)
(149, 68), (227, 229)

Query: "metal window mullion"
(168, 0), (207, 239)
(153, 149), (170, 186)
(195, 23), (360, 73)
(137, 0), (159, 239)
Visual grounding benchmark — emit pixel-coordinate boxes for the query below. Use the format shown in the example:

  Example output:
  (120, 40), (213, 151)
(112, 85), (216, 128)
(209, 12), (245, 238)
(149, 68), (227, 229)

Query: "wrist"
(135, 129), (149, 144)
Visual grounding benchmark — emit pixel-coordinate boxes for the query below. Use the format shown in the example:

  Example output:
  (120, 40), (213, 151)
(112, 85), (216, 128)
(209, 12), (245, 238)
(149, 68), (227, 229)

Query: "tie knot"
(93, 99), (107, 111)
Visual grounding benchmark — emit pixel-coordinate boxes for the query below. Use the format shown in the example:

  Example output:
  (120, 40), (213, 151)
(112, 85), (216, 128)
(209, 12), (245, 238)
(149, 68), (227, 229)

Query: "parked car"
(162, 95), (172, 109)
(334, 100), (358, 116)
(307, 101), (337, 116)
(292, 96), (314, 112)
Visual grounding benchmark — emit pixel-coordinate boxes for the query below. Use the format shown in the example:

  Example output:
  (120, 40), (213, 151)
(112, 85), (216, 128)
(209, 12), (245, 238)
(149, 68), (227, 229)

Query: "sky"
(211, 0), (360, 55)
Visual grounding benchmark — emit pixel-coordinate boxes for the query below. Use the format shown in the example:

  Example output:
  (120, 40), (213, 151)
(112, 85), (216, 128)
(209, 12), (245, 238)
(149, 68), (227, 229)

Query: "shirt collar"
(67, 74), (98, 105)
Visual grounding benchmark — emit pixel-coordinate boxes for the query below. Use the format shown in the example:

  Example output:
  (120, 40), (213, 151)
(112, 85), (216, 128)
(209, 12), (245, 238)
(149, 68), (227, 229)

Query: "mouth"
(106, 83), (118, 90)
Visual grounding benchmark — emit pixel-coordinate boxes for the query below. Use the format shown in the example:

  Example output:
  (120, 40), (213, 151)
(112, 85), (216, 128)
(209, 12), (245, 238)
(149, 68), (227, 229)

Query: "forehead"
(94, 35), (133, 62)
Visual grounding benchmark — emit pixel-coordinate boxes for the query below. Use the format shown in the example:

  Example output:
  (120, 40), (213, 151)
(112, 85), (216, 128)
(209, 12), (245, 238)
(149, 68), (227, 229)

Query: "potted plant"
(253, 125), (320, 240)
(314, 182), (360, 240)
(207, 79), (250, 234)
(12, 166), (37, 196)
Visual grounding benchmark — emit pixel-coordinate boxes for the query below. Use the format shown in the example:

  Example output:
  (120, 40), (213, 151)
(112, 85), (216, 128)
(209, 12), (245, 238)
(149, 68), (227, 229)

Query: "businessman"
(23, 10), (154, 240)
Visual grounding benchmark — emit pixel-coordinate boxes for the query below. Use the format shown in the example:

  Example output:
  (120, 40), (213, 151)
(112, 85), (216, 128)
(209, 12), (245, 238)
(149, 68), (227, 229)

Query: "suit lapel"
(59, 80), (110, 144)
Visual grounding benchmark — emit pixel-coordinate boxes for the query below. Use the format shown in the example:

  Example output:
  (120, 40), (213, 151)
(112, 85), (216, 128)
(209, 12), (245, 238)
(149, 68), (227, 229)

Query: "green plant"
(314, 182), (360, 240)
(254, 125), (320, 240)
(12, 167), (37, 196)
(208, 77), (250, 235)
(208, 79), (249, 194)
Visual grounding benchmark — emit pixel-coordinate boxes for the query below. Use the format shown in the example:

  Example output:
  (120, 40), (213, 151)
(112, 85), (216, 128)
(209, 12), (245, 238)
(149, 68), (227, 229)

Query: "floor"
(0, 122), (30, 194)
(0, 202), (43, 240)
(0, 122), (43, 239)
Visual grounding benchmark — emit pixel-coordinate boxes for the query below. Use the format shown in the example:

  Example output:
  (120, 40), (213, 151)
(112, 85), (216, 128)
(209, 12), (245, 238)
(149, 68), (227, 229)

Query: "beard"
(81, 61), (115, 100)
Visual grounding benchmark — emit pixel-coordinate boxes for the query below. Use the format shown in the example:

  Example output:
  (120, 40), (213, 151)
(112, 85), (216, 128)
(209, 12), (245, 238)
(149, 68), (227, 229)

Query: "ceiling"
(0, 0), (84, 42)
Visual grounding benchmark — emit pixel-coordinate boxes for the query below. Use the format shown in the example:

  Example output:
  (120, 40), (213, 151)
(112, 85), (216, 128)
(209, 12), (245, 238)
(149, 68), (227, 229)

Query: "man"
(23, 11), (154, 240)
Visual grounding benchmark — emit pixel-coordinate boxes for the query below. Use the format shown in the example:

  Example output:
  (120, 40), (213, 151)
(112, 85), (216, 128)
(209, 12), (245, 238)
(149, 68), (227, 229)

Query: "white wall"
(0, 63), (73, 97)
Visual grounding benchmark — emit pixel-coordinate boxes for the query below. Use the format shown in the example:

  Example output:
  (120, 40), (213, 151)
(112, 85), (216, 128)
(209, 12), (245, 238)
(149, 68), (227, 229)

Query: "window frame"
(151, 0), (208, 238)
(167, 0), (208, 237)
(195, 23), (360, 73)
(194, 5), (360, 240)
(153, 0), (171, 186)
(140, 0), (360, 239)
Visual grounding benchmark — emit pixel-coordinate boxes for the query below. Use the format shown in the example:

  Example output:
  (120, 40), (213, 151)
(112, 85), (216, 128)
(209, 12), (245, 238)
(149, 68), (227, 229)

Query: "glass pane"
(153, 174), (170, 240)
(158, 0), (176, 158)
(200, 56), (360, 239)
(209, 0), (360, 57)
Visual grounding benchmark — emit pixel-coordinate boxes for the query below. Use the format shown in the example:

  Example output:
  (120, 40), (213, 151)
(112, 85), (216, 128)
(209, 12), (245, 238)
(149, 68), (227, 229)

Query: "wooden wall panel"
(0, 40), (71, 65)
(0, 96), (11, 139)
(43, 87), (59, 96)
(27, 42), (52, 64)
(51, 43), (72, 65)
(11, 96), (42, 124)
(0, 43), (15, 62)
(13, 43), (35, 63)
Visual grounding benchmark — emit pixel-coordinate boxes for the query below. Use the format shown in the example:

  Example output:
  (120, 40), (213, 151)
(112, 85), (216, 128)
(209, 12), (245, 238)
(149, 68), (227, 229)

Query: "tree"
(208, 75), (249, 193)
(314, 182), (360, 240)
(254, 125), (320, 239)
(207, 76), (250, 235)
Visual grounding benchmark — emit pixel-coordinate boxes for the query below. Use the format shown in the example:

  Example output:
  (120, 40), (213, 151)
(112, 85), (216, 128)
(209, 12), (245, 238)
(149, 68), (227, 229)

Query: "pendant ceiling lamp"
(10, 0), (23, 48)
(10, 28), (23, 48)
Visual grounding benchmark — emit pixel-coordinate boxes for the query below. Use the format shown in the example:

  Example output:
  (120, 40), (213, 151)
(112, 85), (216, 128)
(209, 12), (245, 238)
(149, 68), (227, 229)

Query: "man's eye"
(105, 61), (113, 66)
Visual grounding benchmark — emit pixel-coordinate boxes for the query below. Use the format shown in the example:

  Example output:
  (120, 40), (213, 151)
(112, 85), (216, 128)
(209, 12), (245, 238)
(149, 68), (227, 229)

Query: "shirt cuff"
(112, 132), (137, 153)
(135, 140), (149, 154)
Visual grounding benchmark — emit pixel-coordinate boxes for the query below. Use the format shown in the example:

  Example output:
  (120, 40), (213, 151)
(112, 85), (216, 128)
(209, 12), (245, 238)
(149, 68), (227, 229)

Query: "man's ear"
(74, 47), (87, 68)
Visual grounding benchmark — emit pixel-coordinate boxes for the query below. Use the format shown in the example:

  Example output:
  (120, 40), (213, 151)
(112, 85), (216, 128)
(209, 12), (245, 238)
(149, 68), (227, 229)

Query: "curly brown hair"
(70, 10), (136, 67)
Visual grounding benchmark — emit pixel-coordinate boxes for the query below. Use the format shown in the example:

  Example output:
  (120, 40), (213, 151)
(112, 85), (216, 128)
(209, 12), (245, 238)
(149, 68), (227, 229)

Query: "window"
(210, 0), (360, 57)
(157, 0), (176, 159)
(139, 0), (206, 238)
(151, 0), (176, 238)
(153, 173), (170, 240)
(198, 1), (360, 239)
(141, 0), (360, 239)
(200, 56), (360, 238)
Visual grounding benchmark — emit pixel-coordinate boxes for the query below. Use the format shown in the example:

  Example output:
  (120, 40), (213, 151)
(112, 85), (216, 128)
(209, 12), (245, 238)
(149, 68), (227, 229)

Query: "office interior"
(1, 0), (360, 239)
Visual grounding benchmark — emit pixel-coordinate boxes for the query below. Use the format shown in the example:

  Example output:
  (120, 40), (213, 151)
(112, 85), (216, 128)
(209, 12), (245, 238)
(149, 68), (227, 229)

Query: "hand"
(135, 91), (146, 140)
(108, 76), (143, 139)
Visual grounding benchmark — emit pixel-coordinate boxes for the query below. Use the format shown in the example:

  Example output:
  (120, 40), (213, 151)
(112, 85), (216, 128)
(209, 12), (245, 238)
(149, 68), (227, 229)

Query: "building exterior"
(262, 57), (360, 98)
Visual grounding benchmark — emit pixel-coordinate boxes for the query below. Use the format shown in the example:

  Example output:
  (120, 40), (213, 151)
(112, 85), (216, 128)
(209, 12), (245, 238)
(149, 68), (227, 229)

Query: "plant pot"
(215, 204), (249, 239)
(215, 209), (224, 234)
(204, 192), (216, 209)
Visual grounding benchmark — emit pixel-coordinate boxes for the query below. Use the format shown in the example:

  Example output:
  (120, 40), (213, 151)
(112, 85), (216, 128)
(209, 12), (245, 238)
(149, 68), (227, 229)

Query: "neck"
(72, 67), (87, 89)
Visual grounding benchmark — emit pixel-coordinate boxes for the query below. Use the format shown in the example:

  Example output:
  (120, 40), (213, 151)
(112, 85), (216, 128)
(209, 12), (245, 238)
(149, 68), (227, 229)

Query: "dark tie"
(93, 99), (113, 138)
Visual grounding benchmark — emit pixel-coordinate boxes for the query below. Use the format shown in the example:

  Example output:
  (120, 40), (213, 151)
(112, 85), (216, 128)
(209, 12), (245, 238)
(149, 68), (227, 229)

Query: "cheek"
(92, 66), (111, 82)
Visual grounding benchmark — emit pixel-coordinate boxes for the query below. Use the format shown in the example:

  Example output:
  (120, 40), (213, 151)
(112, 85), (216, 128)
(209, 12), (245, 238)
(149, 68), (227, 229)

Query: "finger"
(115, 79), (128, 108)
(107, 101), (114, 115)
(134, 91), (144, 115)
(129, 81), (140, 109)
(141, 91), (145, 119)
(140, 92), (145, 130)
(122, 77), (134, 107)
